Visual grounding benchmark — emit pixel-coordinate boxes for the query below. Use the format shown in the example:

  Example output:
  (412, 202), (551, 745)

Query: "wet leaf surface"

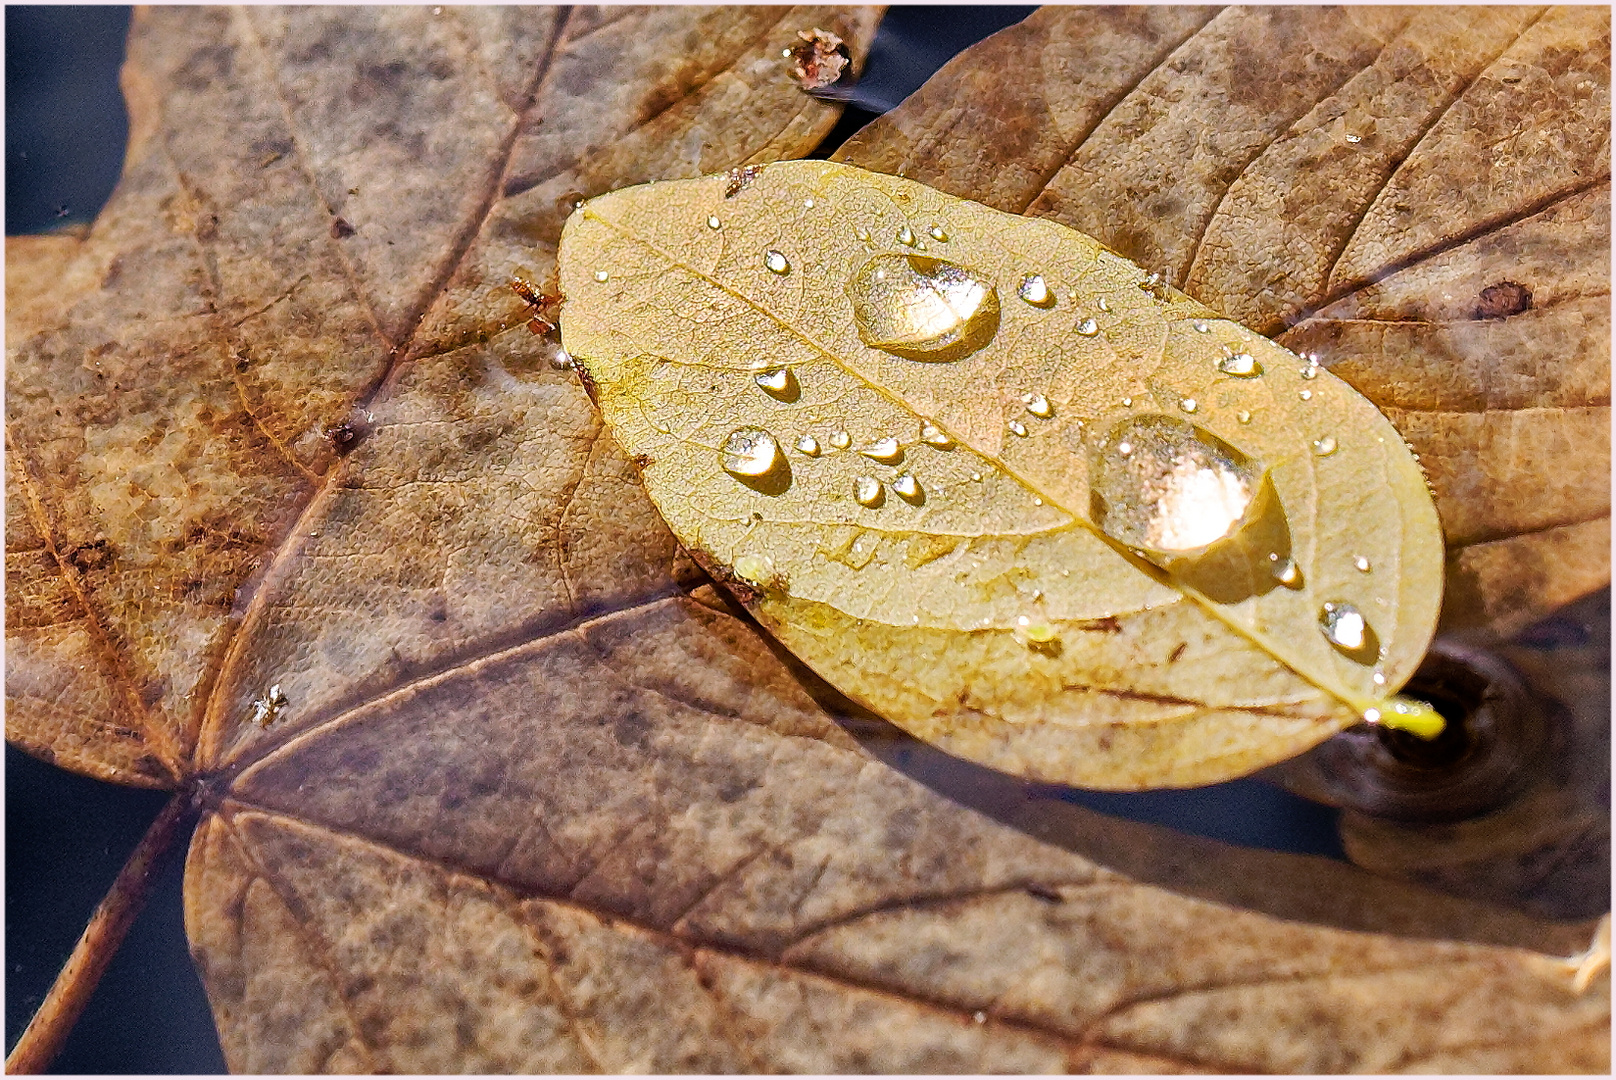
(6, 5), (1608, 1073)
(836, 4), (1610, 640)
(560, 160), (1444, 789)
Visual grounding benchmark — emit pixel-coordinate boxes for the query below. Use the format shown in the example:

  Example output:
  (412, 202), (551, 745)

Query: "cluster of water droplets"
(687, 203), (1389, 668)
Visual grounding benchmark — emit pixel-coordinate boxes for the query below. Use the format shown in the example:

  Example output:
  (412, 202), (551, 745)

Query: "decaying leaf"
(7, 6), (1608, 1073)
(834, 4), (1611, 641)
(559, 160), (1444, 790)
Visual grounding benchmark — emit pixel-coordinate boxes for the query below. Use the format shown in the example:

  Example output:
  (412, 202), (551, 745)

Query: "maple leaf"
(6, 6), (1608, 1073)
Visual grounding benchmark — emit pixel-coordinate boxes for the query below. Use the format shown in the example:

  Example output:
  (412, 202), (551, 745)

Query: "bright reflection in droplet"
(847, 253), (1000, 362)
(720, 427), (783, 478)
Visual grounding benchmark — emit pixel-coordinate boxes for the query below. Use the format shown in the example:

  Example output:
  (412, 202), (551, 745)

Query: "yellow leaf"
(557, 160), (1443, 789)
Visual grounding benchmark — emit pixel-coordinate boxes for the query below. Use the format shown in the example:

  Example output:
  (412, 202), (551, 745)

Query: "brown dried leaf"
(6, 5), (1608, 1073)
(835, 4), (1611, 639)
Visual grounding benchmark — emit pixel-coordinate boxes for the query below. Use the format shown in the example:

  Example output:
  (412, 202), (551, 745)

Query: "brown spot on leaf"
(329, 217), (357, 239)
(1473, 281), (1533, 319)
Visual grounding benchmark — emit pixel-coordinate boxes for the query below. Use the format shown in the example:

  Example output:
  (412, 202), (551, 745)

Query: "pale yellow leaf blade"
(559, 160), (1443, 788)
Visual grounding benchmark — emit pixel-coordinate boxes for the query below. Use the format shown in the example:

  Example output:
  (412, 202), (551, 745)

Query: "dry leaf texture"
(837, 4), (1611, 639)
(559, 160), (1444, 789)
(5, 5), (1608, 1073)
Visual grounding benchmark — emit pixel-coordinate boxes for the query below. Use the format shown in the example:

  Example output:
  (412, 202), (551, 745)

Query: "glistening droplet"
(896, 223), (915, 246)
(755, 368), (798, 399)
(928, 225), (948, 241)
(919, 420), (953, 448)
(829, 430), (851, 450)
(1312, 435), (1338, 456)
(1320, 601), (1372, 654)
(1271, 557), (1303, 588)
(1018, 275), (1053, 307)
(1353, 555), (1372, 572)
(1075, 318), (1099, 336)
(1218, 352), (1261, 377)
(855, 476), (884, 507)
(594, 270), (610, 282)
(707, 215), (721, 229)
(1024, 392), (1053, 419)
(848, 253), (1001, 362)
(721, 427), (784, 478)
(764, 250), (790, 274)
(1013, 615), (1060, 648)
(892, 473), (922, 501)
(1008, 420), (1029, 437)
(1088, 415), (1264, 556)
(1180, 398), (1198, 413)
(795, 434), (821, 456)
(859, 437), (903, 463)
(1299, 389), (1313, 401)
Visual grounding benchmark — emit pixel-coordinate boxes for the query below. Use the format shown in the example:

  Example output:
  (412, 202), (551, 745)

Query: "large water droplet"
(1218, 352), (1261, 377)
(721, 427), (783, 477)
(1320, 601), (1374, 657)
(1018, 275), (1053, 307)
(855, 476), (884, 507)
(848, 254), (1001, 362)
(859, 436), (903, 464)
(920, 420), (953, 449)
(764, 250), (790, 274)
(1089, 415), (1263, 555)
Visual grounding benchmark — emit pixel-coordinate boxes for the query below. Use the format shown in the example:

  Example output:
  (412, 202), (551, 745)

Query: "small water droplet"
(1024, 392), (1053, 419)
(755, 368), (797, 398)
(1008, 420), (1029, 437)
(829, 430), (851, 450)
(1372, 670), (1387, 686)
(1320, 601), (1370, 653)
(594, 270), (610, 282)
(1217, 352), (1261, 377)
(1192, 321), (1210, 333)
(859, 436), (903, 463)
(970, 472), (982, 482)
(1179, 398), (1198, 413)
(855, 476), (884, 507)
(1299, 390), (1314, 403)
(707, 215), (721, 229)
(549, 347), (575, 371)
(1097, 297), (1111, 312)
(920, 421), (953, 449)
(1033, 497), (1043, 506)
(893, 473), (922, 502)
(1075, 317), (1100, 337)
(928, 225), (948, 241)
(795, 434), (821, 456)
(1018, 275), (1053, 307)
(1300, 356), (1319, 379)
(1089, 415), (1263, 555)
(855, 226), (871, 242)
(764, 250), (790, 274)
(1353, 555), (1372, 573)
(848, 254), (1000, 362)
(1236, 410), (1252, 424)
(896, 223), (916, 246)
(803, 197), (815, 209)
(1013, 615), (1060, 648)
(1312, 435), (1338, 456)
(1272, 558), (1302, 587)
(734, 554), (774, 585)
(720, 427), (783, 478)
(1121, 396), (1133, 408)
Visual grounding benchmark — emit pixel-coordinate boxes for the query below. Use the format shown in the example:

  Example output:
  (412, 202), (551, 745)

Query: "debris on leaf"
(787, 27), (850, 92)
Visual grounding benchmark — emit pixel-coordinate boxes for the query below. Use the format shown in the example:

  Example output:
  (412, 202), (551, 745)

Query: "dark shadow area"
(810, 6), (1038, 158)
(5, 747), (225, 1073)
(5, 6), (132, 234)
